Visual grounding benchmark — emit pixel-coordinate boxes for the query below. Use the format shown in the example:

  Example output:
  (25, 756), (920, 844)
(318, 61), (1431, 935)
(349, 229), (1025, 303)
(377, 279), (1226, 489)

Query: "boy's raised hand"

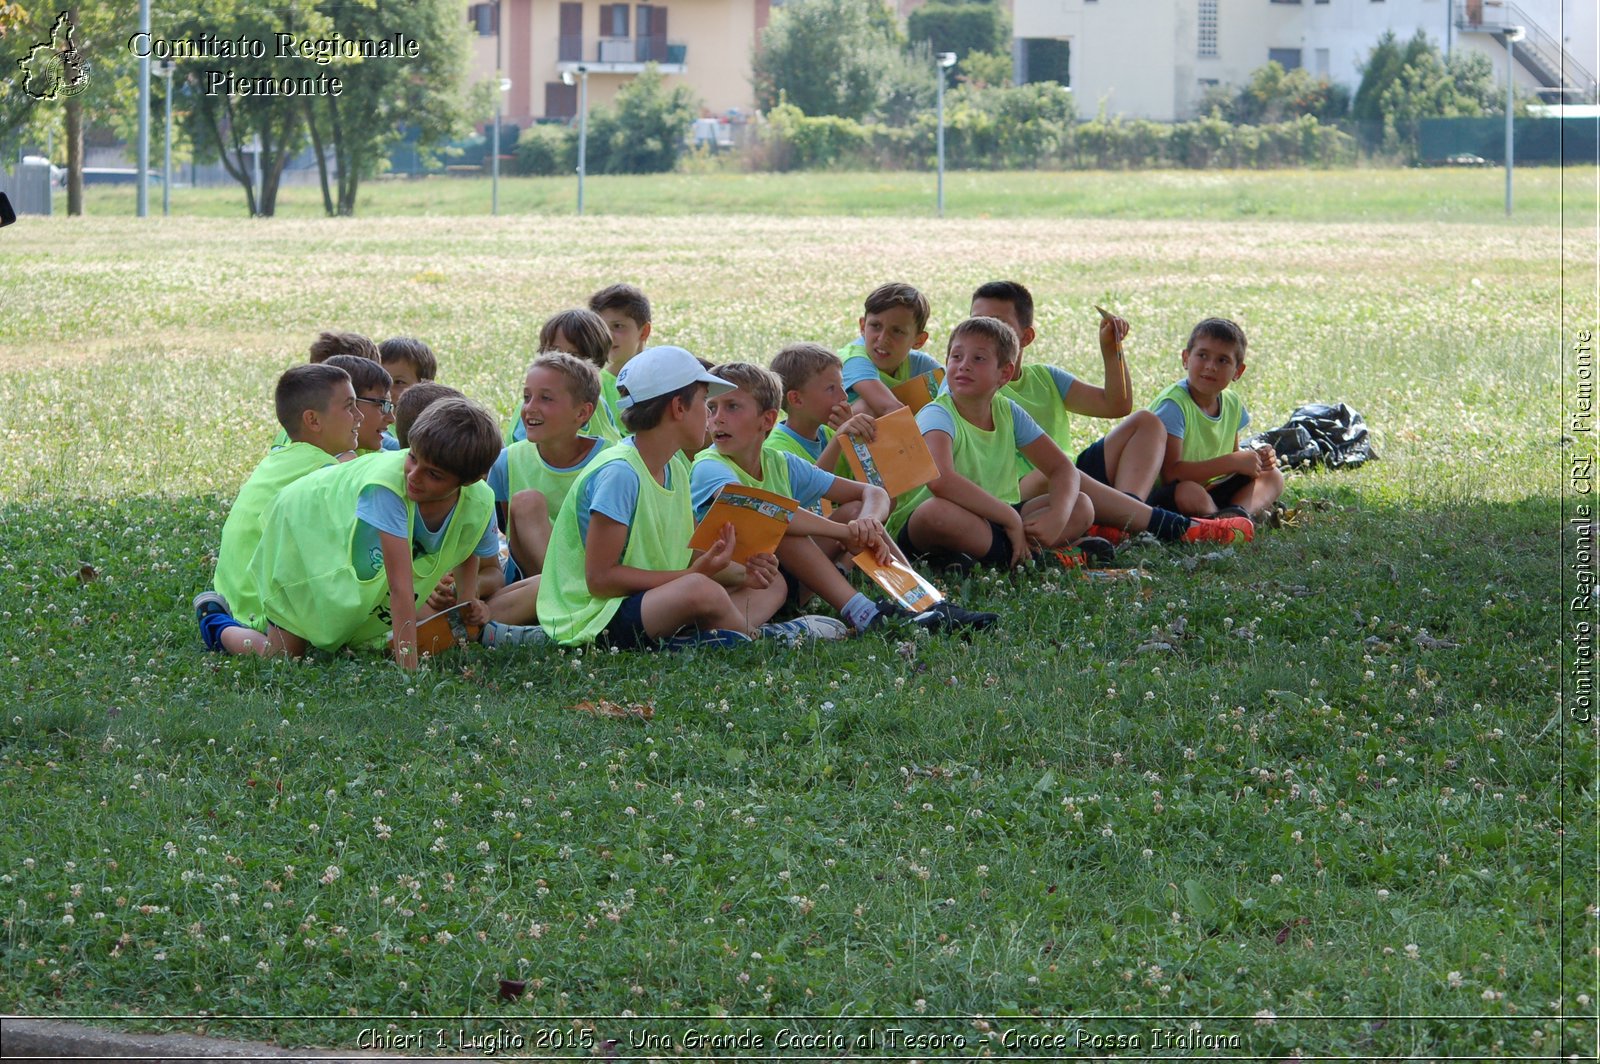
(834, 410), (878, 442)
(690, 523), (738, 577)
(1097, 311), (1130, 357)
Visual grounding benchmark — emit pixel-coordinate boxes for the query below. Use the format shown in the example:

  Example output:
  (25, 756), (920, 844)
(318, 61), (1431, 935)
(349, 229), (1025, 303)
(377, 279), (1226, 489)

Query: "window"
(1268, 47), (1303, 68)
(600, 3), (629, 36)
(1020, 37), (1070, 85)
(1270, 0), (1302, 5)
(545, 81), (577, 119)
(467, 3), (497, 35)
(1315, 47), (1330, 75)
(1198, 0), (1218, 57)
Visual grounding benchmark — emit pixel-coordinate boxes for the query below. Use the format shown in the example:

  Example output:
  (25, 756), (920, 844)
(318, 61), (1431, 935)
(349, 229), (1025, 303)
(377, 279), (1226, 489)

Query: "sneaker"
(865, 598), (998, 634)
(479, 621), (550, 649)
(1034, 547), (1090, 570)
(1072, 535), (1117, 565)
(1085, 524), (1129, 546)
(192, 590), (231, 651)
(756, 615), (850, 646)
(1211, 504), (1252, 520)
(660, 628), (754, 651)
(1181, 515), (1255, 545)
(193, 590), (229, 619)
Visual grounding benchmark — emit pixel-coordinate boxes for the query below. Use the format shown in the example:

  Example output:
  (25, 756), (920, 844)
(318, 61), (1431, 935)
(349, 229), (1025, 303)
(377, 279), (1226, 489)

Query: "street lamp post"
(1504, 26), (1523, 216)
(491, 0), (504, 215)
(158, 59), (174, 216)
(935, 51), (956, 217)
(137, 0), (150, 217)
(562, 66), (589, 216)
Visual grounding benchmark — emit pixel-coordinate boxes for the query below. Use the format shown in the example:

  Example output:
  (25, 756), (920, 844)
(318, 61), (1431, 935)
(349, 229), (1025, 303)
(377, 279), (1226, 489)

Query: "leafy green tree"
(751, 0), (902, 121)
(585, 65), (698, 174)
(1354, 30), (1436, 123)
(905, 1), (1009, 69)
(1230, 61), (1349, 123)
(958, 49), (1013, 90)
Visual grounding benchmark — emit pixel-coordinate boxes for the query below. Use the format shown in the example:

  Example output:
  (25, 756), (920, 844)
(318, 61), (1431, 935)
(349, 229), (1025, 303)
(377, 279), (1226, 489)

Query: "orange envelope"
(688, 483), (797, 564)
(840, 406), (937, 498)
(409, 601), (479, 656)
(852, 550), (943, 613)
(890, 369), (945, 413)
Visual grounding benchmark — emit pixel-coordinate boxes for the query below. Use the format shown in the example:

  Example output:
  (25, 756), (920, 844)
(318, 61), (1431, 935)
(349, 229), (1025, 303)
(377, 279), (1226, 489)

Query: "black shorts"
(895, 502), (1026, 569)
(1147, 473), (1253, 512)
(1075, 438), (1111, 486)
(599, 591), (651, 650)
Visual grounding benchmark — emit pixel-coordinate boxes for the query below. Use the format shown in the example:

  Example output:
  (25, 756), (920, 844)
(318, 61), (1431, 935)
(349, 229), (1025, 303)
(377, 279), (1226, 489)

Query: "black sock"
(1146, 507), (1191, 541)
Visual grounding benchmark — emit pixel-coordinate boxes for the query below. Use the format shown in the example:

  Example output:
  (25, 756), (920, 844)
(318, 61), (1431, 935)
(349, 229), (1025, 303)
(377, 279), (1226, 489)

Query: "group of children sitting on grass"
(192, 280), (1284, 669)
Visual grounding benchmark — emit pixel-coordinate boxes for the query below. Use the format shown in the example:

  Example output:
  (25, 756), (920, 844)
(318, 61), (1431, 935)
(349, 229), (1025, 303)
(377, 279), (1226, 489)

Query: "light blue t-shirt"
(841, 339), (942, 398)
(351, 484), (499, 580)
(939, 364), (1075, 400)
(1153, 383), (1251, 440)
(486, 438), (607, 504)
(569, 441), (680, 545)
(380, 431), (401, 452)
(770, 421), (828, 462)
(917, 398), (1045, 449)
(689, 452), (836, 520)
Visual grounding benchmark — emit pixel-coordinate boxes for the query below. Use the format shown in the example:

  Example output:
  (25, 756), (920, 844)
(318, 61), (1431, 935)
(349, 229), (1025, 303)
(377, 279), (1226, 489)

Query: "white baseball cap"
(615, 346), (733, 408)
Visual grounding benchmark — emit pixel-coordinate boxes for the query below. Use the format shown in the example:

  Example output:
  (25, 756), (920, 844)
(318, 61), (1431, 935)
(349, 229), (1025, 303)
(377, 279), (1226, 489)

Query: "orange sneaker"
(1085, 524), (1129, 545)
(1181, 515), (1255, 544)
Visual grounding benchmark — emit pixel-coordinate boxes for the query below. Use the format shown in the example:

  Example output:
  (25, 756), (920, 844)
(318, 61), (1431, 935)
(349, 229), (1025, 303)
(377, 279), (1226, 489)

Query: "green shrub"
(905, 1), (1009, 61)
(513, 125), (575, 176)
(760, 102), (872, 170)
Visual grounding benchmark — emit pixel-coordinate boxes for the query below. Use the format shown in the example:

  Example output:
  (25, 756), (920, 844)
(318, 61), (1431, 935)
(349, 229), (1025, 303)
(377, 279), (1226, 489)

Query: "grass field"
(1, 168), (1594, 1057)
(76, 165), (1587, 224)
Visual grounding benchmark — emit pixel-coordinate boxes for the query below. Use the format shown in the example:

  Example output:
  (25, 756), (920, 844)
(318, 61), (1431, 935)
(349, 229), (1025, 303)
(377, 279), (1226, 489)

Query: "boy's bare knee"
(1174, 481), (1213, 515)
(1129, 410), (1164, 435)
(509, 490), (547, 522)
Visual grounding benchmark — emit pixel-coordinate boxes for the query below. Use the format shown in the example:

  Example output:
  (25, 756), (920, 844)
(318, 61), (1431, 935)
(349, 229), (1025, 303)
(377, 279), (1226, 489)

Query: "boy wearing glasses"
(325, 355), (397, 456)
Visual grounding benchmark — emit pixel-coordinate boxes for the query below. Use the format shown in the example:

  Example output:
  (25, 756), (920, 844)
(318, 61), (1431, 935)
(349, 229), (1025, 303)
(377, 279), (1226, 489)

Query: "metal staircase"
(1457, 0), (1597, 102)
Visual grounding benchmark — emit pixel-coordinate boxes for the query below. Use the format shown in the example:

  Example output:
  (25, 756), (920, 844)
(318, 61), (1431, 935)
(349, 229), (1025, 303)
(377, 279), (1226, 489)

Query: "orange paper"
(410, 601), (478, 656)
(852, 550), (943, 613)
(688, 483), (797, 564)
(840, 406), (937, 498)
(890, 369), (945, 413)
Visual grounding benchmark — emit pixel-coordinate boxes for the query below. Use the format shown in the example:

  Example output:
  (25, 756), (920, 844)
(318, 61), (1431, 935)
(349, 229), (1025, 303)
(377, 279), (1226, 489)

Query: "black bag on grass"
(1246, 402), (1375, 470)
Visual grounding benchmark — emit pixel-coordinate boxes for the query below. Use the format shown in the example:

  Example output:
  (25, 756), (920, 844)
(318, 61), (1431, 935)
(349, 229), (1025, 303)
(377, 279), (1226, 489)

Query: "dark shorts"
(895, 502), (1026, 569)
(1147, 473), (1253, 512)
(778, 564), (809, 609)
(599, 591), (651, 651)
(1075, 438), (1111, 486)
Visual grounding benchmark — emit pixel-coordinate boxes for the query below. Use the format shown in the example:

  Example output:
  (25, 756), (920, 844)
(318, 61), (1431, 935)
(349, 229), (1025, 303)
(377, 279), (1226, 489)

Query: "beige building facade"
(467, 0), (767, 124)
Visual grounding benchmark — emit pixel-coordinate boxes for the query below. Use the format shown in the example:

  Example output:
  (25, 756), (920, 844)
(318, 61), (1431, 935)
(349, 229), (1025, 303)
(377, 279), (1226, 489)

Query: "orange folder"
(852, 549), (944, 613)
(840, 406), (938, 499)
(890, 369), (945, 413)
(688, 483), (797, 564)
(409, 601), (479, 656)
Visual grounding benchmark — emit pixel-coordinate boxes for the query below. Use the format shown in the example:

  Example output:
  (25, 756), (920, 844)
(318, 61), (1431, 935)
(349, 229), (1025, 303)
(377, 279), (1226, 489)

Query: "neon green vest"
(536, 444), (693, 646)
(890, 394), (1021, 535)
(254, 450), (494, 651)
(600, 369), (622, 425)
(505, 436), (610, 539)
(692, 447), (795, 500)
(1148, 381), (1245, 485)
(583, 401), (621, 444)
(215, 442), (337, 630)
(269, 427), (291, 452)
(1003, 364), (1074, 476)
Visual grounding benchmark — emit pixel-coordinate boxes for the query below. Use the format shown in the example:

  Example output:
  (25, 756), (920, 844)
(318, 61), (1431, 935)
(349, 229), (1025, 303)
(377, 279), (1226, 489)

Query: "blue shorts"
(1075, 438), (1110, 486)
(1147, 473), (1253, 512)
(599, 592), (651, 650)
(895, 502), (1026, 569)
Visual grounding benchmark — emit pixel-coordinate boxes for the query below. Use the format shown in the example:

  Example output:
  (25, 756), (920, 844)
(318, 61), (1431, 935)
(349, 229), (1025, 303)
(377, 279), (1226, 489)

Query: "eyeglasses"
(355, 396), (395, 415)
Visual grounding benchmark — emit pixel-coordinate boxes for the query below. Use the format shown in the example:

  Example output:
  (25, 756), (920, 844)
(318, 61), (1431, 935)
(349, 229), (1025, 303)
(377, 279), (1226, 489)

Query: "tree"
(1228, 61), (1349, 124)
(1354, 30), (1436, 123)
(300, 0), (468, 216)
(583, 65), (698, 174)
(905, 1), (1009, 70)
(752, 0), (903, 121)
(1355, 31), (1503, 157)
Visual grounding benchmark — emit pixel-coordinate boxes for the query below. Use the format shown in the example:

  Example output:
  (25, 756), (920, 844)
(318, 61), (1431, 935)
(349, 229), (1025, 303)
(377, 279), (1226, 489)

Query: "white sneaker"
(756, 615), (849, 646)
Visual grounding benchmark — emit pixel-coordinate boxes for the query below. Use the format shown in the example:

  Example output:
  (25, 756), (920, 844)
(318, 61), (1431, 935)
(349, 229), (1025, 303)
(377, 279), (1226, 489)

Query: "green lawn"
(0, 189), (1592, 1057)
(73, 164), (1590, 224)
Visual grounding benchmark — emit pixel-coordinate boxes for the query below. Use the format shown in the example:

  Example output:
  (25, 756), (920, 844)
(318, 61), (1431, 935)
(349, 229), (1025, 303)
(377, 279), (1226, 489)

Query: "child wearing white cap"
(534, 346), (847, 648)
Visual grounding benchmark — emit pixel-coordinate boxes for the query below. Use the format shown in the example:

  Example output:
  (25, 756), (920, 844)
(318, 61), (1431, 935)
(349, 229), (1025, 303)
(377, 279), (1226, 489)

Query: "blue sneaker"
(192, 591), (234, 652)
(756, 615), (849, 646)
(660, 628), (754, 651)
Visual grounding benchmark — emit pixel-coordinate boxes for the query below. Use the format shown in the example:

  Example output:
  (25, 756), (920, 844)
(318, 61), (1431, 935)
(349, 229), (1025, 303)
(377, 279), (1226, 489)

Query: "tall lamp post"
(561, 65), (589, 216)
(1503, 25), (1523, 217)
(157, 59), (174, 216)
(136, 0), (150, 217)
(935, 51), (956, 217)
(491, 0), (504, 216)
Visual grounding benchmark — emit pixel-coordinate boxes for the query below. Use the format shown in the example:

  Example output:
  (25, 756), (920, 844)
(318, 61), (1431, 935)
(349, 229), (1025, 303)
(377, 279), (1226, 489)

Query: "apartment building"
(467, 0), (768, 123)
(1011, 0), (1596, 120)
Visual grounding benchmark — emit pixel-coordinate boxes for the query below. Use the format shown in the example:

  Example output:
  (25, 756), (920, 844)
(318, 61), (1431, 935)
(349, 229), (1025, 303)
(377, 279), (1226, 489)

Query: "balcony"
(557, 35), (687, 74)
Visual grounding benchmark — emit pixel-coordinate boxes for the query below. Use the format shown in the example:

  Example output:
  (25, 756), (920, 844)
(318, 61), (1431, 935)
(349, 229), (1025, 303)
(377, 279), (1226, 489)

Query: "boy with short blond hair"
(194, 364), (360, 648)
(1149, 317), (1283, 520)
(378, 337), (438, 405)
(506, 309), (621, 444)
(535, 347), (843, 649)
(970, 283), (1253, 547)
(890, 317), (1094, 569)
(202, 399), (504, 670)
(697, 363), (995, 633)
(324, 354), (396, 455)
(588, 283), (653, 419)
(766, 342), (878, 481)
(841, 282), (942, 417)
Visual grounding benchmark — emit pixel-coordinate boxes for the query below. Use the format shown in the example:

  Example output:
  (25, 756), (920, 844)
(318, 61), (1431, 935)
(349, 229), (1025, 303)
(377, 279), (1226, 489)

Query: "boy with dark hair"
(194, 364), (360, 644)
(535, 346), (844, 649)
(308, 330), (380, 363)
(889, 317), (1093, 569)
(507, 309), (621, 444)
(970, 283), (1253, 546)
(1149, 318), (1283, 520)
(767, 342), (876, 484)
(697, 363), (995, 633)
(324, 354), (396, 455)
(588, 283), (653, 420)
(393, 382), (465, 448)
(378, 337), (438, 405)
(198, 398), (504, 670)
(840, 282), (942, 417)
